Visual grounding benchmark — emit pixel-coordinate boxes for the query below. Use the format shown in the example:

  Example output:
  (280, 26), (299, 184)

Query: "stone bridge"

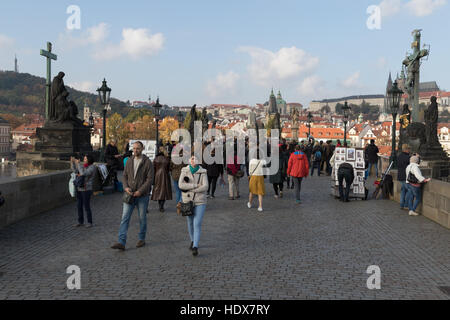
(0, 174), (449, 300)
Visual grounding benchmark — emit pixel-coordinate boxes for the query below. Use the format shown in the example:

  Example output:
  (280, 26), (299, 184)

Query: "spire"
(386, 72), (393, 91)
(14, 54), (18, 73)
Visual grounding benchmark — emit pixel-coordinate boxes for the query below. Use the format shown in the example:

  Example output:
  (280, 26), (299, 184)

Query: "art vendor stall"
(331, 147), (367, 200)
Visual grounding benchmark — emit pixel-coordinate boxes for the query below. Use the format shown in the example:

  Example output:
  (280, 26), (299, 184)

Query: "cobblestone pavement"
(0, 173), (449, 300)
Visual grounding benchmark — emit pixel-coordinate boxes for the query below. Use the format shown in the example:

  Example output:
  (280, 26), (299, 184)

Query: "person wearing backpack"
(71, 154), (96, 228)
(405, 155), (431, 216)
(310, 142), (322, 176)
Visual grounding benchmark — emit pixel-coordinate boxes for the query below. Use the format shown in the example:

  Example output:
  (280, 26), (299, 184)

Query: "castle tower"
(384, 72), (393, 114)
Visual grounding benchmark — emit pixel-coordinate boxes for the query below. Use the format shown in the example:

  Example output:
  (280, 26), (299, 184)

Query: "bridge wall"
(0, 170), (73, 229)
(380, 155), (450, 229)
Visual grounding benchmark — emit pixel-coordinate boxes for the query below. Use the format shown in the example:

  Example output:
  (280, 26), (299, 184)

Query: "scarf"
(189, 165), (200, 175)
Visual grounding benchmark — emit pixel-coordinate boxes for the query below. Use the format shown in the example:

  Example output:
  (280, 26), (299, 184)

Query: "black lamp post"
(387, 80), (403, 168)
(153, 97), (162, 148)
(342, 101), (351, 146)
(307, 112), (313, 138)
(177, 111), (184, 129)
(97, 78), (111, 162)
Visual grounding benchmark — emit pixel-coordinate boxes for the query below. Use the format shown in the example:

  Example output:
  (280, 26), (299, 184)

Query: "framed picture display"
(353, 186), (359, 194)
(355, 161), (365, 169)
(356, 150), (364, 161)
(346, 148), (356, 161)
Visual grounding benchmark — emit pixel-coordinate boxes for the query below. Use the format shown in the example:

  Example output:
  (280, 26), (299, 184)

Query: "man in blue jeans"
(397, 145), (411, 210)
(111, 141), (153, 251)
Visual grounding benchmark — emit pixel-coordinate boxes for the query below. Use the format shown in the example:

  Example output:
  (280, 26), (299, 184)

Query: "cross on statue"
(40, 42), (57, 121)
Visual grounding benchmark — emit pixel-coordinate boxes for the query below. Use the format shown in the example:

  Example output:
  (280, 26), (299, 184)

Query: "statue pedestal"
(17, 123), (93, 177)
(35, 123), (92, 155)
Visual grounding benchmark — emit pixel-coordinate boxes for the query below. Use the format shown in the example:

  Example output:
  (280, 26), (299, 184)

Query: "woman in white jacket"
(178, 155), (208, 256)
(405, 155), (431, 216)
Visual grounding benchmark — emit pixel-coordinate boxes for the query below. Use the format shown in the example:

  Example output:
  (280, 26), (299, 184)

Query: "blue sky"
(0, 0), (449, 107)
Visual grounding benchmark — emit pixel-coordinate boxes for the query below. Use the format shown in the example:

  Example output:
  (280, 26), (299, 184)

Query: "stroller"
(372, 161), (394, 200)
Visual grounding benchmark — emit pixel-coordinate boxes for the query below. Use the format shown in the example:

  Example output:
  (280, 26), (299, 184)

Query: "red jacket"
(227, 155), (240, 176)
(287, 151), (309, 178)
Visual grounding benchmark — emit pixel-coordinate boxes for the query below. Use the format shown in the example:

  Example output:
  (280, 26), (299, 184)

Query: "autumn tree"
(159, 116), (180, 143)
(133, 115), (156, 140)
(106, 113), (131, 152)
(0, 113), (25, 129)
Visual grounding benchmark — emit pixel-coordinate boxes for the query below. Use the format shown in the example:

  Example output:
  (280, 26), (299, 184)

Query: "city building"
(11, 122), (43, 150)
(0, 117), (11, 156)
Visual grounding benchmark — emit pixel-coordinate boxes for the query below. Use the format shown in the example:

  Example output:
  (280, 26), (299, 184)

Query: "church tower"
(384, 72), (393, 114)
(268, 89), (277, 114)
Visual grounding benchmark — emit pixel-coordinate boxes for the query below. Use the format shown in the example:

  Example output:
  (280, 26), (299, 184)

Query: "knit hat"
(410, 156), (420, 164)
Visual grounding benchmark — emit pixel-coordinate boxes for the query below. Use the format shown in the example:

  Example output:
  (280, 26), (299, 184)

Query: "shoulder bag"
(180, 173), (202, 217)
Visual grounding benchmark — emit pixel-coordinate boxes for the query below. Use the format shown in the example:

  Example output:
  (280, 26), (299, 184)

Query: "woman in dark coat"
(269, 145), (287, 198)
(206, 149), (224, 199)
(151, 146), (172, 212)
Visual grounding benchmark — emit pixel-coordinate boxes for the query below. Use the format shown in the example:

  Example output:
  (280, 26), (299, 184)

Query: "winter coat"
(287, 151), (310, 178)
(170, 161), (185, 182)
(406, 163), (426, 186)
(269, 153), (287, 184)
(397, 152), (411, 182)
(338, 163), (355, 182)
(365, 144), (379, 164)
(178, 166), (208, 206)
(105, 144), (120, 167)
(207, 163), (223, 178)
(72, 162), (96, 192)
(122, 154), (153, 196)
(151, 154), (173, 201)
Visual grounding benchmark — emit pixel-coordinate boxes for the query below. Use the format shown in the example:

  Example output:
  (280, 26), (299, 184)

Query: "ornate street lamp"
(307, 112), (313, 138)
(177, 110), (184, 129)
(387, 80), (403, 168)
(97, 78), (111, 162)
(342, 101), (351, 146)
(153, 97), (162, 147)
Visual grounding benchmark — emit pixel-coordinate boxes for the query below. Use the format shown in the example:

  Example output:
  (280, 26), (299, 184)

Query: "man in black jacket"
(365, 139), (379, 178)
(338, 162), (355, 202)
(397, 144), (411, 210)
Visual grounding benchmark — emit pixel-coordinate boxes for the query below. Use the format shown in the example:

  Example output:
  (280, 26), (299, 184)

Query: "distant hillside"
(0, 71), (131, 117)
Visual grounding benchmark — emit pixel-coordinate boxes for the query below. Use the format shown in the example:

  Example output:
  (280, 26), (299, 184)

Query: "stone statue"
(188, 104), (197, 143)
(399, 104), (411, 129)
(402, 29), (429, 122)
(424, 96), (439, 146)
(291, 108), (299, 127)
(399, 104), (411, 151)
(404, 122), (427, 155)
(50, 72), (68, 121)
(50, 71), (83, 126)
(201, 107), (209, 133)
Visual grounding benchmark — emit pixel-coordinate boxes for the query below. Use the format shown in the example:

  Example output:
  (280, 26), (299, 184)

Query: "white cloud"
(340, 71), (361, 89)
(379, 0), (403, 17)
(379, 0), (446, 17)
(68, 81), (97, 93)
(95, 28), (164, 60)
(59, 23), (109, 48)
(0, 34), (14, 48)
(239, 46), (319, 86)
(297, 75), (326, 97)
(206, 71), (240, 97)
(405, 0), (447, 16)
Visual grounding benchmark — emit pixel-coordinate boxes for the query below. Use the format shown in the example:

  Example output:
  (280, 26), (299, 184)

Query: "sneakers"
(279, 191), (283, 198)
(274, 195), (279, 199)
(136, 240), (145, 248)
(258, 207), (263, 212)
(86, 223), (93, 228)
(247, 202), (252, 209)
(192, 247), (198, 257)
(206, 194), (211, 199)
(409, 210), (419, 216)
(210, 195), (215, 199)
(111, 243), (125, 251)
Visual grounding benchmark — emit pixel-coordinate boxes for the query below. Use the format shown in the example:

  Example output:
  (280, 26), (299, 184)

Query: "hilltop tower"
(14, 54), (18, 73)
